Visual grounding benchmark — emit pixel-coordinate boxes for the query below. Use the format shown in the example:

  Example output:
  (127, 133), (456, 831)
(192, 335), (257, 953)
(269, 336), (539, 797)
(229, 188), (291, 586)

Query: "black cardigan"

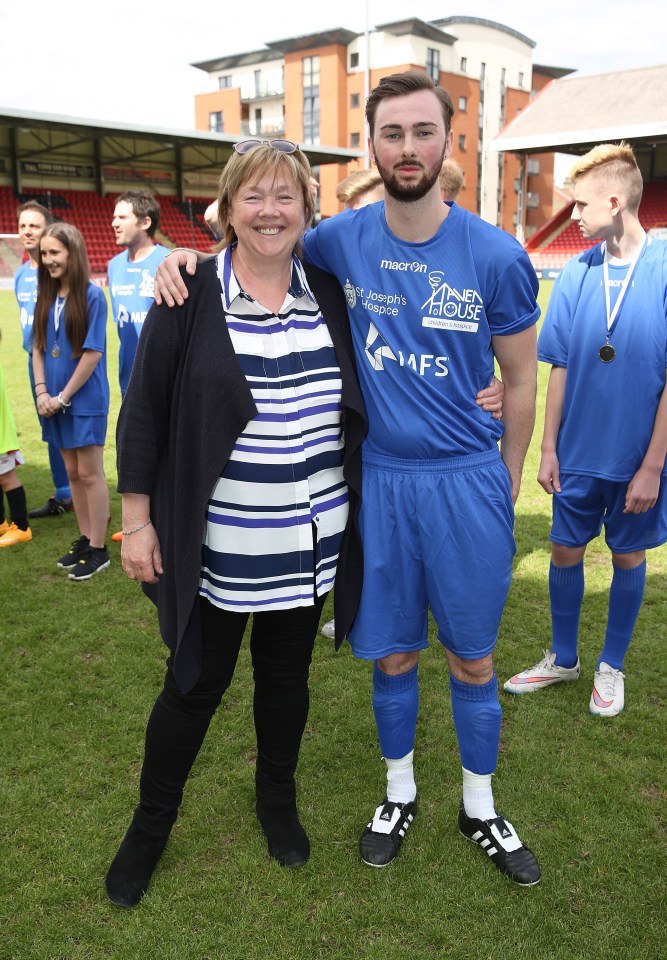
(117, 259), (367, 693)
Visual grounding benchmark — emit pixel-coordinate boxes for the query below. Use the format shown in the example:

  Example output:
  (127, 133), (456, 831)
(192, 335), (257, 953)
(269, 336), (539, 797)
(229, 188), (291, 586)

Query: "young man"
(439, 158), (464, 202)
(14, 201), (73, 518)
(153, 72), (541, 885)
(505, 143), (667, 718)
(107, 191), (170, 398)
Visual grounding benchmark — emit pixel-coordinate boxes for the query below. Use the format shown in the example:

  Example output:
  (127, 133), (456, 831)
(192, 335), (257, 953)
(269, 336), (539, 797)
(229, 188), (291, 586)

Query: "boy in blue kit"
(505, 143), (667, 718)
(108, 190), (169, 398)
(154, 72), (541, 885)
(14, 201), (73, 518)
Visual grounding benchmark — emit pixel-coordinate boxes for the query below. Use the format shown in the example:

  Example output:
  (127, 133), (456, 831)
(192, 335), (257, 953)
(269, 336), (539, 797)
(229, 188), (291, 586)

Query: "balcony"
(240, 83), (285, 103)
(240, 120), (286, 137)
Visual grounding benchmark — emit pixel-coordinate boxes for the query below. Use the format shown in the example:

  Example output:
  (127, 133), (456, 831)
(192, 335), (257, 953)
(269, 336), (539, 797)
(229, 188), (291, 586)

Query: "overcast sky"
(0, 0), (663, 130)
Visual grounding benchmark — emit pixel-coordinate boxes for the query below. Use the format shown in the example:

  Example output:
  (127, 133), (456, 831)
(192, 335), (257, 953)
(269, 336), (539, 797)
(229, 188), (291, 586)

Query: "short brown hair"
(17, 200), (53, 225)
(366, 70), (454, 139)
(115, 190), (161, 237)
(216, 144), (315, 254)
(568, 142), (643, 212)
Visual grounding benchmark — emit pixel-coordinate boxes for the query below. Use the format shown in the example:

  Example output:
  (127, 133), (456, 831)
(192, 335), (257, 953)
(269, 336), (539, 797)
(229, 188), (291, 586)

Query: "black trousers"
(134, 594), (327, 837)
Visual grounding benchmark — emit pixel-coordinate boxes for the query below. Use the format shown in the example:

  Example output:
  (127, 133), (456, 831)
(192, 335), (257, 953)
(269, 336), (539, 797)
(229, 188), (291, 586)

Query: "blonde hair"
(336, 169), (383, 208)
(568, 142), (643, 212)
(439, 159), (464, 201)
(216, 145), (315, 253)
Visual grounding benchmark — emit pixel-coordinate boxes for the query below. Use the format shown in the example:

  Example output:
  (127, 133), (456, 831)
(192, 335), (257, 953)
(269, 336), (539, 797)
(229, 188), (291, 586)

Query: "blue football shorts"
(43, 413), (107, 450)
(347, 448), (516, 662)
(551, 473), (667, 553)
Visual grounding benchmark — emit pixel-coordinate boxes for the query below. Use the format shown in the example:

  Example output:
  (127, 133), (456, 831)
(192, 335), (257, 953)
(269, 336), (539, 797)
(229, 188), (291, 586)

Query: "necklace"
(52, 295), (66, 358)
(599, 233), (647, 363)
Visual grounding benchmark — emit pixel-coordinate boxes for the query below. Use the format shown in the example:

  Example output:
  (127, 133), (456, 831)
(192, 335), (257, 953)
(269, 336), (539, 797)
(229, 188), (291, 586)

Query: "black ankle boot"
(256, 798), (310, 867)
(105, 820), (170, 907)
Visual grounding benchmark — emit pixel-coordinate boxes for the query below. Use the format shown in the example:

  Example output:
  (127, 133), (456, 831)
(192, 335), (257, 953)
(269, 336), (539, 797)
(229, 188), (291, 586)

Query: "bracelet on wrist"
(58, 392), (72, 409)
(34, 381), (46, 387)
(36, 390), (48, 397)
(122, 519), (153, 537)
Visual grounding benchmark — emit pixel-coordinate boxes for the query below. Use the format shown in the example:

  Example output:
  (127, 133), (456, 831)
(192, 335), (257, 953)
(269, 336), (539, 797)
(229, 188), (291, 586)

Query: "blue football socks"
(550, 561), (585, 668)
(598, 561), (646, 670)
(449, 672), (501, 776)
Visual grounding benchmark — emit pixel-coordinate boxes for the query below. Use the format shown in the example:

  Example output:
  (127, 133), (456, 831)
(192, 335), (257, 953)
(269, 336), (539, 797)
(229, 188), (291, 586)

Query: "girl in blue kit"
(32, 223), (111, 580)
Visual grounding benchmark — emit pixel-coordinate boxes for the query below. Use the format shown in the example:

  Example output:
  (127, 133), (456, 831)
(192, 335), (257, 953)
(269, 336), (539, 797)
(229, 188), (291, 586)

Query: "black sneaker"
(359, 797), (417, 867)
(57, 535), (90, 568)
(458, 802), (541, 886)
(29, 497), (75, 518)
(68, 546), (110, 581)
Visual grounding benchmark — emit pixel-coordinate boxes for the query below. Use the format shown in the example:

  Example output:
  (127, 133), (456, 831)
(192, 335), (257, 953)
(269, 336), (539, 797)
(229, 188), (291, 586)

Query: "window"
(303, 55), (320, 145)
(209, 111), (223, 133)
(458, 134), (466, 151)
(460, 56), (467, 72)
(458, 96), (467, 112)
(350, 52), (359, 68)
(527, 158), (541, 176)
(218, 75), (232, 89)
(350, 93), (360, 109)
(350, 132), (360, 147)
(518, 72), (524, 87)
(426, 48), (440, 84)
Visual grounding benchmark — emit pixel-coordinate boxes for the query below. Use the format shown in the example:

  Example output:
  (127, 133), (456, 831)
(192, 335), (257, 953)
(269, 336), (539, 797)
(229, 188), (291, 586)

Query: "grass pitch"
(0, 284), (665, 960)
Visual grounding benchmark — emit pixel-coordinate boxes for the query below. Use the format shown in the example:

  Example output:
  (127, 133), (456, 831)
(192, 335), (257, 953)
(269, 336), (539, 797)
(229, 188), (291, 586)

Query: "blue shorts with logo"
(348, 448), (516, 662)
(551, 473), (667, 553)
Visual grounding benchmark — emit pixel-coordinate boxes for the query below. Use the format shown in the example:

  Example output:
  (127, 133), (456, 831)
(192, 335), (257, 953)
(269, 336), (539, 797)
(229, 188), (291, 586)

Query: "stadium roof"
(0, 105), (362, 197)
(491, 64), (667, 154)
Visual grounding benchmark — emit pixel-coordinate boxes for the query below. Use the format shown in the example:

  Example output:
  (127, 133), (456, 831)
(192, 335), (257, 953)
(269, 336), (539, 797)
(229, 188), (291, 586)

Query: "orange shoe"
(0, 523), (33, 547)
(0, 520), (9, 536)
(111, 530), (123, 542)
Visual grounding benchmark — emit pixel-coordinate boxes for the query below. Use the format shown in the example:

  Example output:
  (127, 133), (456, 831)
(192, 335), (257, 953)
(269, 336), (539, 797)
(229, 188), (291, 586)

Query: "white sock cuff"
(462, 767), (493, 790)
(385, 750), (414, 774)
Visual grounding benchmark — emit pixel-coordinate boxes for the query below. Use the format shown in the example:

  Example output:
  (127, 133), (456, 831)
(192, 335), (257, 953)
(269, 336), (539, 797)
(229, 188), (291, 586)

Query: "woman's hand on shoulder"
(121, 525), (163, 584)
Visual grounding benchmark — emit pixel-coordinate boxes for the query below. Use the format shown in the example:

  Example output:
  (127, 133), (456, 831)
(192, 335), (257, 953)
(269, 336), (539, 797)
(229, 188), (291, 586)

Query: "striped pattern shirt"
(199, 246), (348, 612)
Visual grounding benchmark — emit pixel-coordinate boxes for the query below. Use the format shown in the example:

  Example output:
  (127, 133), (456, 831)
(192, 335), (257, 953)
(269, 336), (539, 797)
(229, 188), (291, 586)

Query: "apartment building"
(192, 16), (571, 234)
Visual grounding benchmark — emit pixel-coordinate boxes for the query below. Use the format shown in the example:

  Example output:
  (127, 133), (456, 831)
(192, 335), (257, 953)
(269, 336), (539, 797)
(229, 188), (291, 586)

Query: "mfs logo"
(365, 322), (396, 370)
(363, 322), (449, 378)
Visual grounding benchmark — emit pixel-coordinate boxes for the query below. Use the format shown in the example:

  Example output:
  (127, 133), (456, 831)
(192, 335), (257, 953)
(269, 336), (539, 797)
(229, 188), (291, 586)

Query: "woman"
(32, 223), (110, 580)
(106, 140), (368, 907)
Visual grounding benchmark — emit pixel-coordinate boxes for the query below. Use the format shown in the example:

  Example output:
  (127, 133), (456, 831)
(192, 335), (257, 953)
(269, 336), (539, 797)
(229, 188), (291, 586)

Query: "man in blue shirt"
(153, 72), (541, 886)
(107, 190), (169, 398)
(14, 201), (73, 518)
(505, 143), (667, 718)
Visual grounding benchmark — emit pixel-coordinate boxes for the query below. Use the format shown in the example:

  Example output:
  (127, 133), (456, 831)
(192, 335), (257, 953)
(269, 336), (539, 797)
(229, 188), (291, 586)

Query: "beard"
(374, 151), (445, 203)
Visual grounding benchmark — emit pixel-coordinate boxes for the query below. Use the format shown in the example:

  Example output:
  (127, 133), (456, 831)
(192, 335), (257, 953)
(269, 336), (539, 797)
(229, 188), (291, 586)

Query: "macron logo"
(380, 259), (427, 274)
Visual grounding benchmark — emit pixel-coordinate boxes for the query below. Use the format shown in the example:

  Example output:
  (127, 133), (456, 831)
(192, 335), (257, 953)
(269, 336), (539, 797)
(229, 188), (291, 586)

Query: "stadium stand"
(0, 186), (215, 274)
(525, 181), (667, 274)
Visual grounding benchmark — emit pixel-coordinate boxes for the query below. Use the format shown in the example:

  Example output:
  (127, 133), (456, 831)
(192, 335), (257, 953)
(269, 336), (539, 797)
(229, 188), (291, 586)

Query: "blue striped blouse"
(198, 246), (349, 612)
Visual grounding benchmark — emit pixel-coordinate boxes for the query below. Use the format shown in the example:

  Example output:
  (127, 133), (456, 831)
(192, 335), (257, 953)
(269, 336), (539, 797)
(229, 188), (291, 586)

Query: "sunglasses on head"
(233, 139), (299, 155)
